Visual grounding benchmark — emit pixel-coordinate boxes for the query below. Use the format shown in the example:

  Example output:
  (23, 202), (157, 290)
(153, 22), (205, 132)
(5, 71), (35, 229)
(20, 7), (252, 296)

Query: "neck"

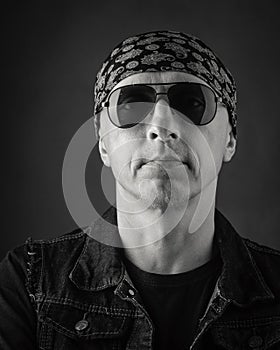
(117, 180), (217, 274)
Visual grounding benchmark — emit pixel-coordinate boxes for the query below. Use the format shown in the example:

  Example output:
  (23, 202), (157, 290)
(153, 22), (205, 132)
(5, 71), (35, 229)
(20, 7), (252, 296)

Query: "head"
(93, 31), (237, 212)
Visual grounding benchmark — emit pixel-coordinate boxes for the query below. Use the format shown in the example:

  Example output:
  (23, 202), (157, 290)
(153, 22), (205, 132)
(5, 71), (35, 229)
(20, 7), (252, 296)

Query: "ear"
(223, 128), (237, 163)
(98, 138), (111, 167)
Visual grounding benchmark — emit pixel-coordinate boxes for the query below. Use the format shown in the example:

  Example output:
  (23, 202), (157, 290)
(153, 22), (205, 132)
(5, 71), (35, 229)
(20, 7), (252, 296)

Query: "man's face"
(98, 71), (236, 212)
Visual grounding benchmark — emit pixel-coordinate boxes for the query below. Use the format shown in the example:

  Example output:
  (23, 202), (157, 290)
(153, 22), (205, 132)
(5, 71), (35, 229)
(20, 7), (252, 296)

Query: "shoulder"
(32, 227), (88, 250)
(242, 237), (280, 296)
(0, 228), (91, 306)
(33, 227), (87, 246)
(1, 227), (89, 275)
(243, 236), (280, 261)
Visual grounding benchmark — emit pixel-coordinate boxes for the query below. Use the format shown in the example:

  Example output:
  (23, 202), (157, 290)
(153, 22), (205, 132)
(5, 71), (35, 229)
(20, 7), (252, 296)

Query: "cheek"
(187, 129), (226, 182)
(105, 131), (141, 180)
(199, 128), (228, 174)
(205, 139), (225, 176)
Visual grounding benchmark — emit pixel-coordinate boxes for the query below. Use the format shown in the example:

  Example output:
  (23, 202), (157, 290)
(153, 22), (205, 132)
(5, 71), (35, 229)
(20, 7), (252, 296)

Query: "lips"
(145, 160), (185, 170)
(135, 157), (188, 169)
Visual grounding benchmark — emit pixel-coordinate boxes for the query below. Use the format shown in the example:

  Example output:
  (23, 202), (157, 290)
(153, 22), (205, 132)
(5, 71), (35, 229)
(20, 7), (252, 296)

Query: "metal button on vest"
(75, 319), (89, 331)
(128, 289), (135, 296)
(248, 335), (263, 348)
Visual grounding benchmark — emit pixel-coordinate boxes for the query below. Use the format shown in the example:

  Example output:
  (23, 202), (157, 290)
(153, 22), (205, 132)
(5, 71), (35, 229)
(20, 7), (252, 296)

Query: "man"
(1, 30), (280, 350)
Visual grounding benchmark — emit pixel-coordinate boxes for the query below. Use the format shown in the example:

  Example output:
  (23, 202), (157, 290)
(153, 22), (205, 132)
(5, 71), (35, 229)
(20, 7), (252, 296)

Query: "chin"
(141, 184), (189, 212)
(149, 193), (170, 212)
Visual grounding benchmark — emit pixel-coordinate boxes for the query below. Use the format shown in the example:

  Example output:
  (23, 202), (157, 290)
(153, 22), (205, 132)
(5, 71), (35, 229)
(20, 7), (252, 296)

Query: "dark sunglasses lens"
(108, 85), (155, 128)
(168, 84), (216, 125)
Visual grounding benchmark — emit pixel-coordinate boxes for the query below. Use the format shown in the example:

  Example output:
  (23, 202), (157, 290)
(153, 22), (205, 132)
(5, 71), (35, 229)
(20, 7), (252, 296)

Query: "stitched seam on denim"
(25, 237), (44, 311)
(89, 282), (121, 290)
(147, 315), (153, 349)
(26, 241), (44, 301)
(45, 317), (53, 349)
(126, 317), (144, 348)
(191, 297), (231, 349)
(40, 297), (141, 317)
(128, 306), (154, 348)
(244, 239), (280, 256)
(25, 237), (35, 304)
(212, 321), (280, 349)
(217, 265), (228, 300)
(45, 231), (85, 244)
(38, 242), (44, 296)
(39, 323), (48, 349)
(213, 317), (280, 327)
(268, 334), (280, 348)
(25, 232), (85, 245)
(39, 303), (52, 349)
(115, 283), (129, 300)
(126, 317), (138, 347)
(45, 316), (126, 337)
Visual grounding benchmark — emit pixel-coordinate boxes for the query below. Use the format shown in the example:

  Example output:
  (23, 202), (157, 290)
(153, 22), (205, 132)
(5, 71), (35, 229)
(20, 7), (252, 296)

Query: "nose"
(146, 99), (179, 141)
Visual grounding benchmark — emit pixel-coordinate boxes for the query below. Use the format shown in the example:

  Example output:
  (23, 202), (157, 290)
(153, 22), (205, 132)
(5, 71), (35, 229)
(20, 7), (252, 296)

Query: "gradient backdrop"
(3, 0), (280, 260)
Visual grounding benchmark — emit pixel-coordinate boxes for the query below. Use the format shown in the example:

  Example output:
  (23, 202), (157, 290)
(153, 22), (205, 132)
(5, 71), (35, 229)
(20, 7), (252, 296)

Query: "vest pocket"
(38, 302), (132, 350)
(210, 317), (280, 350)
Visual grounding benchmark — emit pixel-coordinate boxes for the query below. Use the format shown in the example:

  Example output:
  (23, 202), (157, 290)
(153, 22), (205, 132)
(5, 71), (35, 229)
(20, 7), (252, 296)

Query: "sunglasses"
(100, 82), (223, 128)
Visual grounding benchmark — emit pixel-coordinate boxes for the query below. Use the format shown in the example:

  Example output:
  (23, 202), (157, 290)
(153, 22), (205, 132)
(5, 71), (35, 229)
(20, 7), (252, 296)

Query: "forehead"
(112, 71), (210, 90)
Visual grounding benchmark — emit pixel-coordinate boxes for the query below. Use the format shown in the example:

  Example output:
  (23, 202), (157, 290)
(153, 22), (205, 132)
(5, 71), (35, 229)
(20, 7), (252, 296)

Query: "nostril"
(149, 132), (158, 140)
(148, 132), (178, 140)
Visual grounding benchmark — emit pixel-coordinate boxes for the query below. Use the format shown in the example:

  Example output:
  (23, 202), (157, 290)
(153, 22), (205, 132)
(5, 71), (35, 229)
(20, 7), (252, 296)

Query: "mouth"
(135, 157), (189, 170)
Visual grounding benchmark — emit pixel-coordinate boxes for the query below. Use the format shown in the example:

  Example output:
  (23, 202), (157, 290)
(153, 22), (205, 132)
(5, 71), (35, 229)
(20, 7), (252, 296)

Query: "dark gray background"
(3, 0), (280, 260)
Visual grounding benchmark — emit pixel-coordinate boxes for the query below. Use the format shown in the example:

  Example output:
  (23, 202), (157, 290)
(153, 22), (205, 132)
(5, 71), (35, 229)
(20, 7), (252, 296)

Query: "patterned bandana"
(93, 30), (237, 138)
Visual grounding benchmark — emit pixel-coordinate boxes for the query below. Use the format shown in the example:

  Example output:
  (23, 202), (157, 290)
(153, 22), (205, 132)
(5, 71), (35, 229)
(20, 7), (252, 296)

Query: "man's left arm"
(0, 245), (37, 349)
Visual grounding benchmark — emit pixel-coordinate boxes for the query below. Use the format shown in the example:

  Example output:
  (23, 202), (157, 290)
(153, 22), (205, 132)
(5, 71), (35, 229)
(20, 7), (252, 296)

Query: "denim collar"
(214, 210), (274, 306)
(69, 206), (274, 306)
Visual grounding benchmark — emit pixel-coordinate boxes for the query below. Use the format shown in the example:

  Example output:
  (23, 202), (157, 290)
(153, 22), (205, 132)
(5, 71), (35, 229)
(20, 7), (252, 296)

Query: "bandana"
(93, 30), (237, 137)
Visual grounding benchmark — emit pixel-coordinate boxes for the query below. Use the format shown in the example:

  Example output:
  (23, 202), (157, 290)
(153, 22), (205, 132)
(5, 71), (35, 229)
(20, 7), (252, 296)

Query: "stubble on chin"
(149, 187), (171, 212)
(140, 178), (189, 213)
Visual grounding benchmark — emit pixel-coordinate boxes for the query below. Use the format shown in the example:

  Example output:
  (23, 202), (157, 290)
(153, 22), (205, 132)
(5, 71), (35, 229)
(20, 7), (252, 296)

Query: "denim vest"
(24, 208), (280, 349)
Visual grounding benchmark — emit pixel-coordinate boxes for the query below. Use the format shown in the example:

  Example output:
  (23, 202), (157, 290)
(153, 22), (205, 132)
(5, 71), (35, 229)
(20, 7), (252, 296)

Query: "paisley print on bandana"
(145, 44), (160, 51)
(164, 42), (190, 59)
(136, 37), (169, 46)
(141, 53), (175, 65)
(172, 39), (186, 44)
(171, 61), (185, 69)
(94, 30), (237, 138)
(115, 49), (143, 63)
(126, 61), (139, 69)
(192, 52), (204, 62)
(122, 45), (135, 52)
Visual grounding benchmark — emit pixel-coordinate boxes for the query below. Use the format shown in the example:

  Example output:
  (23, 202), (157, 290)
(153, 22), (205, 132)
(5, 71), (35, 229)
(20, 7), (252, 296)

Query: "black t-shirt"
(123, 254), (222, 350)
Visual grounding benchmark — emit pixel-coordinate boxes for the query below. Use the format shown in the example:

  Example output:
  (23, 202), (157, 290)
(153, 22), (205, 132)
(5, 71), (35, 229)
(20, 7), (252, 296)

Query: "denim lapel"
(215, 209), (274, 306)
(69, 206), (125, 291)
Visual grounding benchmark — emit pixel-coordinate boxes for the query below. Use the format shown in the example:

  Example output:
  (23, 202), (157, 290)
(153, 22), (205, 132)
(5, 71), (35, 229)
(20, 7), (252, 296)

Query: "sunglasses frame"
(99, 82), (223, 129)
